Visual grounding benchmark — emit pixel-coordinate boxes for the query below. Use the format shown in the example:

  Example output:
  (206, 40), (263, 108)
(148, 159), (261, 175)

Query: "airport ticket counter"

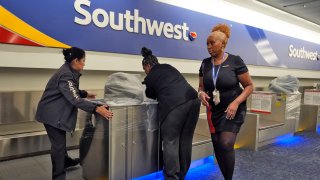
(80, 101), (212, 180)
(236, 92), (301, 151)
(0, 86), (213, 179)
(298, 89), (320, 132)
(0, 91), (83, 161)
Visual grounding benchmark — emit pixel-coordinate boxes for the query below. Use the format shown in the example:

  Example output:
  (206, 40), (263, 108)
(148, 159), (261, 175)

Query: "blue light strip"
(316, 125), (320, 134)
(132, 171), (163, 180)
(274, 134), (304, 146)
(132, 156), (215, 180)
(189, 156), (214, 169)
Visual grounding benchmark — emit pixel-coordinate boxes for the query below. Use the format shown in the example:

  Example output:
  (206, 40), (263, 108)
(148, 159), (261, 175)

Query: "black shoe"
(65, 158), (80, 169)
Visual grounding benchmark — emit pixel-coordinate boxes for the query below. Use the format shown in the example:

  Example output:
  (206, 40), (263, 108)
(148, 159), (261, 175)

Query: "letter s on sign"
(288, 44), (294, 57)
(74, 0), (92, 25)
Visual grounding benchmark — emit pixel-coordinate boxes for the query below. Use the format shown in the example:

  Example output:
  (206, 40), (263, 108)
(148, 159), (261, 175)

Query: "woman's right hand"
(199, 91), (210, 107)
(95, 106), (113, 120)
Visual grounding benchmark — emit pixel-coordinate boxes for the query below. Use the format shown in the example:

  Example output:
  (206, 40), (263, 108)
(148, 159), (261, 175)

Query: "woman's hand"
(225, 101), (239, 120)
(96, 106), (113, 120)
(199, 91), (210, 107)
(87, 92), (97, 99)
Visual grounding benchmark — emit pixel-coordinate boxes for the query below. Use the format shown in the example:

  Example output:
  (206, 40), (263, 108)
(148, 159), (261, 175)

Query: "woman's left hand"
(225, 101), (239, 120)
(87, 92), (97, 99)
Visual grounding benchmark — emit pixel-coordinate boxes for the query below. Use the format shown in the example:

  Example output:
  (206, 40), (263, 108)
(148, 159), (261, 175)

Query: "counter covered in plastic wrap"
(236, 92), (301, 151)
(80, 100), (161, 180)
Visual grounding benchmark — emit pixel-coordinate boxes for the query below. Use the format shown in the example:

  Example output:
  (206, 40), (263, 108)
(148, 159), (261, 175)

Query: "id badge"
(212, 90), (216, 97)
(213, 89), (220, 105)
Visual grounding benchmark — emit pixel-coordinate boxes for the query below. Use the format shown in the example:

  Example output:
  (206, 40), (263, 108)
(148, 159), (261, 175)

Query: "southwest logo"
(188, 32), (197, 41)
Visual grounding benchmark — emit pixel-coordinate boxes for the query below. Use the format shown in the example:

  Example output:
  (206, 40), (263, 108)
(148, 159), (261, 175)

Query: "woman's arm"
(198, 77), (210, 106)
(58, 72), (113, 119)
(145, 85), (157, 99)
(234, 72), (254, 105)
(225, 72), (253, 119)
(144, 75), (157, 100)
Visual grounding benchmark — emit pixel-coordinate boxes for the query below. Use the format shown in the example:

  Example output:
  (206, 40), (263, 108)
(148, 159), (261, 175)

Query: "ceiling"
(257, 0), (320, 26)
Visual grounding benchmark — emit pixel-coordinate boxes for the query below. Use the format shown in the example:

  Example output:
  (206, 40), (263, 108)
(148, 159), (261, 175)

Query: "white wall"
(0, 64), (317, 93)
(0, 0), (320, 92)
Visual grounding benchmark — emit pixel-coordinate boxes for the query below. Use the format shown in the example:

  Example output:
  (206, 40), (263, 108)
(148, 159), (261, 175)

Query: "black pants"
(161, 99), (201, 180)
(44, 124), (74, 180)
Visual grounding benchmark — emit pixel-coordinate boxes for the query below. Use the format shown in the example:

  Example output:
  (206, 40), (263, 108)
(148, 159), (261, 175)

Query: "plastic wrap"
(81, 72), (161, 179)
(104, 72), (145, 106)
(103, 72), (158, 131)
(86, 99), (158, 132)
(268, 75), (300, 93)
(79, 103), (160, 180)
(144, 102), (158, 132)
(285, 93), (302, 122)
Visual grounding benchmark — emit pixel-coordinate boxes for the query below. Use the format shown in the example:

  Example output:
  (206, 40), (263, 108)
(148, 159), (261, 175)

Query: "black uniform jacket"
(36, 63), (96, 132)
(144, 64), (197, 123)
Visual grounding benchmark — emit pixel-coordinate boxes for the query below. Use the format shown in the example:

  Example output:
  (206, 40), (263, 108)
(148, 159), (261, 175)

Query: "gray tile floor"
(1, 131), (320, 180)
(186, 131), (320, 180)
(0, 150), (83, 180)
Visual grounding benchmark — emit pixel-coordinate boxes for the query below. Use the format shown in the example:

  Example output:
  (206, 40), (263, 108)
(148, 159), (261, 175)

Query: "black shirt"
(144, 64), (198, 122)
(199, 54), (248, 108)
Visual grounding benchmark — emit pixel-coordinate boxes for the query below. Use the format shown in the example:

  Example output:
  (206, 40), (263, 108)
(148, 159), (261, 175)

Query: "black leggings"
(211, 132), (237, 180)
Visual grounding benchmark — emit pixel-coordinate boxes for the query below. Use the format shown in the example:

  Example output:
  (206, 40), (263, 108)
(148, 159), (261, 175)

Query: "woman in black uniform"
(198, 24), (253, 180)
(36, 47), (113, 180)
(141, 47), (201, 180)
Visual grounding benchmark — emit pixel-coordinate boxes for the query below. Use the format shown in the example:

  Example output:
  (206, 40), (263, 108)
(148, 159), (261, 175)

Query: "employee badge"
(211, 54), (225, 106)
(213, 88), (220, 105)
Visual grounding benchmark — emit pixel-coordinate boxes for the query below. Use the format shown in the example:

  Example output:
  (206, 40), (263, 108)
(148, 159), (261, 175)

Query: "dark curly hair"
(62, 47), (85, 63)
(141, 47), (159, 67)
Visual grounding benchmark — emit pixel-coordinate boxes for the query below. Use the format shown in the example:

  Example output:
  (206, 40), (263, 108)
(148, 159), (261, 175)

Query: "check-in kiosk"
(81, 103), (161, 180)
(80, 102), (213, 180)
(298, 89), (320, 132)
(236, 92), (301, 151)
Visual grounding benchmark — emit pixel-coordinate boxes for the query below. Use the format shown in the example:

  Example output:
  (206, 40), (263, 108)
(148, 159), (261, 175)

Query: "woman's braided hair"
(141, 47), (159, 67)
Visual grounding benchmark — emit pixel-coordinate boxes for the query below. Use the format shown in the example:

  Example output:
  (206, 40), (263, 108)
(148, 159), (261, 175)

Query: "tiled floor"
(0, 150), (83, 180)
(1, 131), (320, 180)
